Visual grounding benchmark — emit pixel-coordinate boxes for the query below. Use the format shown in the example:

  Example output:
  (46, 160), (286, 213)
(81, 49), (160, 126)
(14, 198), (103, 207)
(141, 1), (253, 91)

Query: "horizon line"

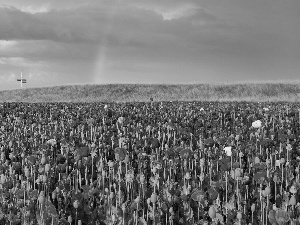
(1, 80), (300, 92)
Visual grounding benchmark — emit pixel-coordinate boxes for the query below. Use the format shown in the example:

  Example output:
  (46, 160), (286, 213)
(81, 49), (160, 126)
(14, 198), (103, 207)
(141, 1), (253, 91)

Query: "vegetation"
(0, 83), (300, 102)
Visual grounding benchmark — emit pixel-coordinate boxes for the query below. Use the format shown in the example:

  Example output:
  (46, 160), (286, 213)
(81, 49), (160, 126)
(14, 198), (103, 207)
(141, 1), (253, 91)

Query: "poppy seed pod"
(200, 174), (204, 182)
(208, 206), (216, 219)
(41, 157), (46, 165)
(112, 214), (116, 221)
(254, 157), (260, 164)
(124, 155), (129, 163)
(290, 186), (297, 194)
(68, 216), (72, 223)
(264, 186), (271, 196)
(9, 153), (14, 160)
(0, 152), (5, 160)
(0, 175), (5, 184)
(109, 192), (115, 199)
(45, 164), (50, 173)
(52, 191), (56, 200)
(42, 175), (47, 183)
(24, 168), (30, 178)
(275, 160), (281, 167)
(235, 169), (241, 178)
(38, 195), (45, 204)
(108, 161), (114, 168)
(230, 170), (235, 179)
(77, 160), (82, 169)
(152, 167), (157, 174)
(73, 200), (79, 209)
(121, 203), (126, 211)
(244, 176), (251, 185)
(97, 166), (102, 173)
(237, 211), (242, 220)
(289, 195), (297, 206)
(151, 193), (157, 203)
(184, 160), (187, 168)
(200, 158), (205, 165)
(134, 196), (140, 203)
(185, 172), (191, 180)
(251, 204), (255, 212)
(140, 174), (145, 183)
(146, 198), (151, 205)
(25, 210), (31, 218)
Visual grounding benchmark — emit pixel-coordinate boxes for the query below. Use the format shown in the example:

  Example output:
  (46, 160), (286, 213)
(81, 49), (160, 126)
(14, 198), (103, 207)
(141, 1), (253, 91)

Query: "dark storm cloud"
(0, 0), (300, 89)
(0, 2), (221, 45)
(0, 6), (108, 43)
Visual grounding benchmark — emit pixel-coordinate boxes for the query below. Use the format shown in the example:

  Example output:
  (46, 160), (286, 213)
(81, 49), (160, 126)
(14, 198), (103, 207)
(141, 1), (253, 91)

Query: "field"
(0, 100), (300, 224)
(0, 83), (300, 102)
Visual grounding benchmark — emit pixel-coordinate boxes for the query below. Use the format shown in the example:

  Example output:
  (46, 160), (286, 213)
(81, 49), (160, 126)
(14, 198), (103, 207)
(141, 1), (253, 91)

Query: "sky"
(0, 0), (300, 90)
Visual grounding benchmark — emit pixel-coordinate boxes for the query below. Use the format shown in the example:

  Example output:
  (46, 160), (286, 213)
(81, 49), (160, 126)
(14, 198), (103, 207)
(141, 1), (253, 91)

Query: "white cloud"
(132, 2), (200, 21)
(0, 57), (20, 65)
(157, 4), (200, 21)
(0, 40), (17, 49)
(27, 72), (44, 79)
(0, 57), (46, 67)
(21, 5), (50, 14)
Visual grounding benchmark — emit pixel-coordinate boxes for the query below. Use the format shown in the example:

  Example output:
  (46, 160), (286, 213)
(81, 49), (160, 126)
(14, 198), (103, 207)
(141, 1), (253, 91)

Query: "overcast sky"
(0, 0), (300, 90)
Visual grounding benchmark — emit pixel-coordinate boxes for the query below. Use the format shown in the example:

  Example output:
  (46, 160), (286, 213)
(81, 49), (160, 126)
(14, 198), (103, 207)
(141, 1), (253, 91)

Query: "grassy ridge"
(0, 83), (300, 102)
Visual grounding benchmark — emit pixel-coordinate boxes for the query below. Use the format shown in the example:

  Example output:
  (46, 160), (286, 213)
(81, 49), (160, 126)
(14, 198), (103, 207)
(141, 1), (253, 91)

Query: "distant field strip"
(0, 83), (300, 102)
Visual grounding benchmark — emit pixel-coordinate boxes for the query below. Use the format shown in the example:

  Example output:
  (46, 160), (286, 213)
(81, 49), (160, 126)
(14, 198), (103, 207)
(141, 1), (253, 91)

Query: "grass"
(0, 83), (300, 102)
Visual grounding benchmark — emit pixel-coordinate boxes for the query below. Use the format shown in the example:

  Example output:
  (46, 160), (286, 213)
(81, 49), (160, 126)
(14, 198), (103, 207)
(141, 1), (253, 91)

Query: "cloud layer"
(0, 0), (300, 90)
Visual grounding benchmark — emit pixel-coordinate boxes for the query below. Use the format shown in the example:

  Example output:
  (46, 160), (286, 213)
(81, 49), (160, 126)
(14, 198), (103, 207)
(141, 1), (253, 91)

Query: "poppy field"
(0, 101), (300, 225)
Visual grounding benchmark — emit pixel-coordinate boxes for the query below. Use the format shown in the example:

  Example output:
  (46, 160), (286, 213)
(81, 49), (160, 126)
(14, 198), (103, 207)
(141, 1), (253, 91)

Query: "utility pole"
(17, 70), (27, 88)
